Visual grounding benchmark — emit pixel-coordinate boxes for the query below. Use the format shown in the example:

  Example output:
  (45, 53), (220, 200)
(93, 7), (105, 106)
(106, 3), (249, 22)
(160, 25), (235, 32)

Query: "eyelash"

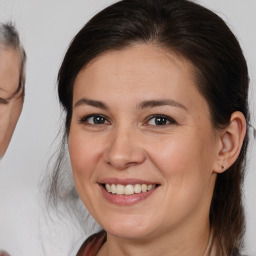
(144, 114), (177, 127)
(79, 114), (177, 127)
(0, 98), (8, 104)
(79, 114), (110, 125)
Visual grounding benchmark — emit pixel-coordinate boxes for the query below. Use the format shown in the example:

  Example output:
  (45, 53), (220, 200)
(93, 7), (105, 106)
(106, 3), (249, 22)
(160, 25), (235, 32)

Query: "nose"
(104, 126), (146, 170)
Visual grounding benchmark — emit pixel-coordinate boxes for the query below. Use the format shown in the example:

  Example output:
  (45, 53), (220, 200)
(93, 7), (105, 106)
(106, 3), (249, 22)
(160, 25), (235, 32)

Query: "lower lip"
(100, 185), (158, 206)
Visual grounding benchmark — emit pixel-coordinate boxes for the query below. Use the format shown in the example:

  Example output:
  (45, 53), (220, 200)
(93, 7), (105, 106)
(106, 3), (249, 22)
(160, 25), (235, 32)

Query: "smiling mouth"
(104, 183), (157, 195)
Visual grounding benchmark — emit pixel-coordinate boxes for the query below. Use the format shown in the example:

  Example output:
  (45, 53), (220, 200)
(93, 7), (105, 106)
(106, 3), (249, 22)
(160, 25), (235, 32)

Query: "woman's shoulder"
(76, 230), (106, 256)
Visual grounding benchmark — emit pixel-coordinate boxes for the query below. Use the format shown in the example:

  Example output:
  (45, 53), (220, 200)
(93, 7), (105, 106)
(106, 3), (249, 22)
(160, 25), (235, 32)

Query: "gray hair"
(0, 22), (26, 93)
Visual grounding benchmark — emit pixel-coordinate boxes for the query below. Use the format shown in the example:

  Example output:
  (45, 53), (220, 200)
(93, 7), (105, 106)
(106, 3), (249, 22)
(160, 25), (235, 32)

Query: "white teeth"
(116, 184), (125, 195)
(125, 185), (134, 195)
(141, 184), (147, 192)
(110, 184), (116, 194)
(105, 183), (156, 195)
(106, 184), (111, 192)
(134, 184), (142, 193)
(147, 184), (153, 190)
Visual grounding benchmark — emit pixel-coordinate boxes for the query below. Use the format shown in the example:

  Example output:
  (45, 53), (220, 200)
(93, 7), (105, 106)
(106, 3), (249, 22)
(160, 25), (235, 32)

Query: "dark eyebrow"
(74, 97), (108, 110)
(74, 98), (187, 111)
(138, 99), (188, 111)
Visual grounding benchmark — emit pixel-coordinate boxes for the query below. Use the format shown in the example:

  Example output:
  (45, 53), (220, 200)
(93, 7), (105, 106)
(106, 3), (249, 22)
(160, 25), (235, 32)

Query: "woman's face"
(0, 47), (23, 158)
(69, 44), (220, 240)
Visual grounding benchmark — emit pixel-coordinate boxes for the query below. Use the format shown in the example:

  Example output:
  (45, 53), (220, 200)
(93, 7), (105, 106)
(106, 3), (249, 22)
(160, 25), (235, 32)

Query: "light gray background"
(0, 0), (255, 255)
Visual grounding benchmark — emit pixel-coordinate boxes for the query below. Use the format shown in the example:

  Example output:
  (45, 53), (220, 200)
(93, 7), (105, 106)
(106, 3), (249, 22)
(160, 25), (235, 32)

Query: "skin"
(0, 47), (23, 158)
(69, 44), (246, 256)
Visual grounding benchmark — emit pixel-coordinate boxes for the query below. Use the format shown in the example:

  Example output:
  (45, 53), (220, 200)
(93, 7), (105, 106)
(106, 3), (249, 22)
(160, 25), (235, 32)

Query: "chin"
(101, 216), (158, 240)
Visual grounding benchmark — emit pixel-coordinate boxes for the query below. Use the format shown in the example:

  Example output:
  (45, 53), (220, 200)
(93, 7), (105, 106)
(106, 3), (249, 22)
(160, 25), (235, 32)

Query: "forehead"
(78, 44), (195, 87)
(0, 47), (21, 96)
(86, 43), (194, 75)
(74, 44), (200, 102)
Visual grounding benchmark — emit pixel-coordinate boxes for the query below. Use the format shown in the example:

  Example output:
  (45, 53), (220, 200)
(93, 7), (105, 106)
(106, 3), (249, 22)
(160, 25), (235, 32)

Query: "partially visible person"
(0, 22), (26, 256)
(0, 250), (10, 256)
(0, 22), (26, 159)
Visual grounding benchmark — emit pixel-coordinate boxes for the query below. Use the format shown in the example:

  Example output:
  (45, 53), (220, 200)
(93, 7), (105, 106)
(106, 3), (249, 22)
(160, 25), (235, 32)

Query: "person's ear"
(213, 111), (246, 173)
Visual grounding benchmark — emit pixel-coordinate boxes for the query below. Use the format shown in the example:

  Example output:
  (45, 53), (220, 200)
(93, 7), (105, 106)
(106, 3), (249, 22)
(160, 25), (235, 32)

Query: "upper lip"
(98, 177), (160, 186)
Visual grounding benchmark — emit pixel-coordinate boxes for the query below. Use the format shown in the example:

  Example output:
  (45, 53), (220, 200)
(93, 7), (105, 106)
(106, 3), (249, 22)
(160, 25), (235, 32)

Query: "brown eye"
(91, 116), (106, 124)
(147, 115), (176, 126)
(80, 114), (109, 125)
(152, 117), (168, 125)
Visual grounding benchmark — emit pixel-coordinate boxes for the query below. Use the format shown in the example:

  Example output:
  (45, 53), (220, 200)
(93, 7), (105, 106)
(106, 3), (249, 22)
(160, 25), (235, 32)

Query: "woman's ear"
(213, 111), (247, 173)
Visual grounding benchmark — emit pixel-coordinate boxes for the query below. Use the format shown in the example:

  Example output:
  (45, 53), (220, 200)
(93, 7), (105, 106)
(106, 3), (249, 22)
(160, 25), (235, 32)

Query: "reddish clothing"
(0, 251), (10, 256)
(77, 230), (106, 256)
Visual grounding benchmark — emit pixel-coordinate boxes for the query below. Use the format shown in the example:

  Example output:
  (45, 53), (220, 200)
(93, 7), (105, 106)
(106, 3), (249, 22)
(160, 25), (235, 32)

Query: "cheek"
(0, 100), (22, 139)
(147, 135), (215, 224)
(68, 131), (99, 210)
(68, 128), (104, 185)
(148, 135), (200, 172)
(148, 132), (215, 193)
(10, 98), (23, 126)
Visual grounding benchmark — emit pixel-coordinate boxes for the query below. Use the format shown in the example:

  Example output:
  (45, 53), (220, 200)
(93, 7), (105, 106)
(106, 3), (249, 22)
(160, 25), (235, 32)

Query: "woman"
(0, 22), (26, 159)
(49, 0), (251, 255)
